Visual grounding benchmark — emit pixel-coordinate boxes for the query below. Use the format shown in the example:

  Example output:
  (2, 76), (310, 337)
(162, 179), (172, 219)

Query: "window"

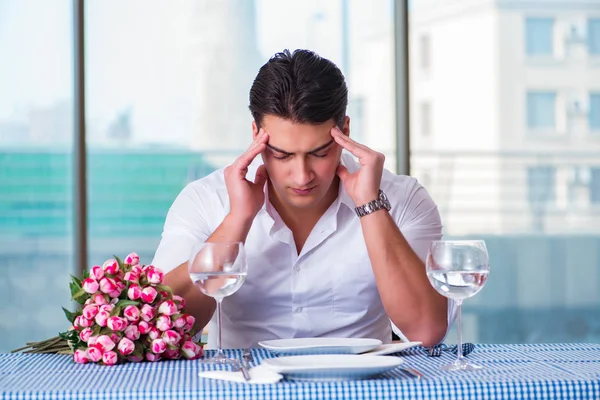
(590, 93), (600, 130)
(525, 18), (554, 56)
(527, 166), (556, 205)
(420, 102), (431, 137)
(588, 19), (600, 55)
(419, 34), (431, 70)
(0, 0), (73, 353)
(527, 91), (556, 129)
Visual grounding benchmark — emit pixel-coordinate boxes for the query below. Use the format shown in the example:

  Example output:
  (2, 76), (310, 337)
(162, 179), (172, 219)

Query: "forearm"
(163, 213), (254, 329)
(360, 210), (447, 347)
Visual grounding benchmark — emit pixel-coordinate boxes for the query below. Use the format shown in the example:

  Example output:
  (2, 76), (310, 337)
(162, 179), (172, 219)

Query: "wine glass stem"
(216, 298), (224, 357)
(456, 300), (463, 364)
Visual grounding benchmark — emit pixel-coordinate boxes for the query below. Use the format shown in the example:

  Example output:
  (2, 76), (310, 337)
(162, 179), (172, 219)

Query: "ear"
(341, 116), (350, 137)
(252, 120), (259, 139)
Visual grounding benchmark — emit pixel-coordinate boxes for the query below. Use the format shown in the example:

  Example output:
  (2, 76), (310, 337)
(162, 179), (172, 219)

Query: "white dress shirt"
(152, 153), (456, 349)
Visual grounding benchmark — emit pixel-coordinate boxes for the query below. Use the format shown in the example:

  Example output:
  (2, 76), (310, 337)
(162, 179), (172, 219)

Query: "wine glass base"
(440, 359), (483, 371)
(201, 354), (239, 365)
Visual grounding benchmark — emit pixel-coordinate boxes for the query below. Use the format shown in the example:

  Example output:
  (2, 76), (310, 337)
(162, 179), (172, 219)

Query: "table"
(1, 343), (599, 399)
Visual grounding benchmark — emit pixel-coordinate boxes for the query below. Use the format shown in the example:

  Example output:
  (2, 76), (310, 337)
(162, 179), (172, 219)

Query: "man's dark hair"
(249, 49), (348, 129)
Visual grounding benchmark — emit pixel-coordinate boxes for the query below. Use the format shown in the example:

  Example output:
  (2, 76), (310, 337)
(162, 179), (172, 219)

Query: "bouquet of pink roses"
(13, 253), (204, 366)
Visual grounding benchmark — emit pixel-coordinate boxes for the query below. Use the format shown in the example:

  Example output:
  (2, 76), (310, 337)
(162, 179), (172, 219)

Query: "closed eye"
(273, 153), (292, 160)
(311, 152), (329, 158)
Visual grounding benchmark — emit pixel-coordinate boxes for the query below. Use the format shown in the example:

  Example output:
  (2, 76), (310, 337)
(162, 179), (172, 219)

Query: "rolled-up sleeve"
(388, 178), (457, 343)
(151, 182), (214, 274)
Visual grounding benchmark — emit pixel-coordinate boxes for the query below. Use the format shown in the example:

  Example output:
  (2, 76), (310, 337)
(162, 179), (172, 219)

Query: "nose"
(292, 157), (315, 188)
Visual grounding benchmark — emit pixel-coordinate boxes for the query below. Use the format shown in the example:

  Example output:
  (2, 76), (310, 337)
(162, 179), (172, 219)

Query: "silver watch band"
(354, 190), (392, 217)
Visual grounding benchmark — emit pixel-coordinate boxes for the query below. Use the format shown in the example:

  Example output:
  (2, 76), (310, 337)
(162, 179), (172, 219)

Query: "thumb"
(336, 164), (350, 182)
(253, 164), (268, 187)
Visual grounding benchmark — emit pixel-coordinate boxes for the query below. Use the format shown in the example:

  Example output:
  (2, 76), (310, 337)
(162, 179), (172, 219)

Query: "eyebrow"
(266, 139), (335, 156)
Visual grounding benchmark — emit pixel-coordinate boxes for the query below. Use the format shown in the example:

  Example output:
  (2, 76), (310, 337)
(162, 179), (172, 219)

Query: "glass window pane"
(525, 17), (554, 56)
(410, 2), (600, 344)
(588, 18), (600, 55)
(527, 91), (556, 129)
(85, 0), (394, 267)
(0, 0), (73, 352)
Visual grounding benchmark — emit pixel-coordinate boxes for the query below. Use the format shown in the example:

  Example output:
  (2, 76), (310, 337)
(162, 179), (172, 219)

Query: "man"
(152, 49), (453, 349)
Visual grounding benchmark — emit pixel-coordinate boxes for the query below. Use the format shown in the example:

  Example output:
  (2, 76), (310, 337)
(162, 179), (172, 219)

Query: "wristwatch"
(354, 190), (392, 217)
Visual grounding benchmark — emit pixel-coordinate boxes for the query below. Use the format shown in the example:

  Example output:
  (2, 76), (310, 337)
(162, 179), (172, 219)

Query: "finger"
(253, 164), (268, 187)
(336, 164), (350, 182)
(331, 127), (372, 158)
(235, 132), (268, 169)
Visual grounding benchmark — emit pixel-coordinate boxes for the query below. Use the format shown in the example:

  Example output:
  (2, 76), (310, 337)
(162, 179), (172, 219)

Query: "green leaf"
(109, 306), (121, 317)
(72, 288), (88, 304)
(155, 284), (173, 296)
(69, 282), (80, 298)
(115, 299), (139, 308)
(114, 255), (125, 271)
(92, 325), (101, 336)
(70, 274), (83, 288)
(62, 307), (78, 324)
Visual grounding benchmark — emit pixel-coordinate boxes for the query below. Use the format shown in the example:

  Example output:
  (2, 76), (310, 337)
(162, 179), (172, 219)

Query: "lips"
(291, 187), (315, 195)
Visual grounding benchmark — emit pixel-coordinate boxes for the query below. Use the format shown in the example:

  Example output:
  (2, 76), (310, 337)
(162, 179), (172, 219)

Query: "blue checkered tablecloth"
(1, 344), (599, 399)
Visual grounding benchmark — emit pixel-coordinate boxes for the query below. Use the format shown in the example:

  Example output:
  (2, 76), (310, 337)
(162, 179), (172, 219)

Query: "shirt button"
(294, 307), (303, 313)
(294, 265), (301, 272)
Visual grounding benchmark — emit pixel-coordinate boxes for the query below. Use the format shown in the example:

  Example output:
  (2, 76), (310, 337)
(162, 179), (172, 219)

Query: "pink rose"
(99, 277), (117, 294)
(123, 272), (138, 283)
(116, 281), (126, 292)
(145, 352), (161, 362)
(128, 284), (142, 300)
(148, 327), (161, 340)
(92, 293), (108, 305)
(95, 311), (110, 327)
(141, 287), (158, 304)
(131, 265), (143, 277)
(79, 327), (93, 342)
(96, 335), (116, 352)
(87, 336), (99, 346)
(140, 304), (156, 322)
(89, 265), (104, 280)
(117, 337), (135, 356)
(103, 259), (119, 275)
(107, 316), (127, 332)
(158, 300), (177, 316)
(183, 314), (195, 332)
(173, 315), (186, 329)
(151, 338), (166, 354)
(162, 330), (182, 347)
(82, 278), (99, 294)
(78, 317), (93, 328)
(164, 348), (181, 359)
(146, 267), (164, 284)
(181, 341), (203, 360)
(87, 345), (103, 362)
(124, 324), (140, 341)
(138, 321), (152, 335)
(99, 304), (114, 313)
(124, 252), (140, 266)
(156, 315), (173, 332)
(102, 350), (118, 366)
(82, 305), (99, 320)
(123, 305), (140, 322)
(73, 349), (89, 364)
(173, 295), (186, 310)
(127, 354), (144, 363)
(110, 333), (121, 344)
(108, 289), (121, 298)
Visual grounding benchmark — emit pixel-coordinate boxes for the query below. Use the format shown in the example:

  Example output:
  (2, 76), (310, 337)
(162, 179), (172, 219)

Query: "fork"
(427, 343), (475, 357)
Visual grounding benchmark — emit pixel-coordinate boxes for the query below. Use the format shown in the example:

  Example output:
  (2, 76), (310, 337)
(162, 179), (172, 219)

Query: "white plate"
(361, 341), (422, 356)
(262, 354), (404, 381)
(258, 337), (382, 355)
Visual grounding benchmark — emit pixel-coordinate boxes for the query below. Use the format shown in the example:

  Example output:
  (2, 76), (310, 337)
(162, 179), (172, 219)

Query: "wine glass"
(426, 240), (489, 371)
(188, 242), (248, 364)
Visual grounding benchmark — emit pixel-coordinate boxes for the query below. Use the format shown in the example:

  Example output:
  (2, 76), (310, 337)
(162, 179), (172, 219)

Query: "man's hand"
(224, 130), (269, 221)
(331, 127), (385, 205)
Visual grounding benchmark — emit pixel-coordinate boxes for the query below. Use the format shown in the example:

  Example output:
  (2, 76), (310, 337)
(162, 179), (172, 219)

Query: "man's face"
(252, 114), (349, 211)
